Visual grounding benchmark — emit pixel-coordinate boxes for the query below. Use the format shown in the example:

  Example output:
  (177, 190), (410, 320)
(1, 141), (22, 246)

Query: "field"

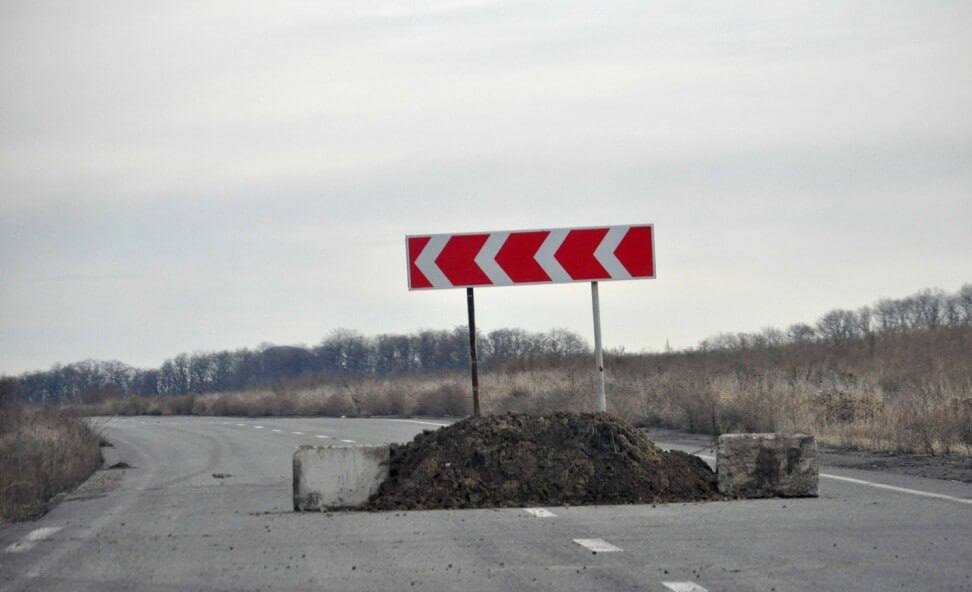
(78, 324), (972, 456)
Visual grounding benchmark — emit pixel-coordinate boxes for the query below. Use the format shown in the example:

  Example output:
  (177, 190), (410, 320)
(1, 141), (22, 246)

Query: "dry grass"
(1, 400), (102, 522)
(74, 366), (969, 455)
(80, 375), (473, 419)
(74, 329), (972, 456)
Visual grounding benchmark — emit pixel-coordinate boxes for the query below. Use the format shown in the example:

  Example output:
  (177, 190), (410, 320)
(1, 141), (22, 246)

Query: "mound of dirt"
(366, 413), (718, 510)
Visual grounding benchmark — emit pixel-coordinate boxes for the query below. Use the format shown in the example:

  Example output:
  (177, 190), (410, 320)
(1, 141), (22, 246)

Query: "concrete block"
(717, 433), (818, 498)
(293, 445), (389, 511)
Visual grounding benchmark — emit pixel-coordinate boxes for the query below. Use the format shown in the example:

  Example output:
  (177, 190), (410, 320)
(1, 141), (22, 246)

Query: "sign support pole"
(466, 287), (481, 417)
(591, 281), (607, 413)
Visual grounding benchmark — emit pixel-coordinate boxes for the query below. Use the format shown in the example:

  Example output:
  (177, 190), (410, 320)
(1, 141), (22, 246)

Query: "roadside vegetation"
(16, 284), (972, 456)
(0, 379), (101, 522)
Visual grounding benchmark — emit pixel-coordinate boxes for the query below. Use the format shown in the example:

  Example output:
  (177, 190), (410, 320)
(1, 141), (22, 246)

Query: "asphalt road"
(1, 416), (970, 592)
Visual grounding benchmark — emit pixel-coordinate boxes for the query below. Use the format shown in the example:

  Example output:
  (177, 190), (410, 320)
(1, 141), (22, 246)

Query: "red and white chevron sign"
(407, 225), (654, 290)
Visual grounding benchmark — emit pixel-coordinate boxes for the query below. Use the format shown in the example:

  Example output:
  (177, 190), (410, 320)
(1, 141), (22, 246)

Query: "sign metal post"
(466, 287), (481, 416)
(591, 281), (606, 413)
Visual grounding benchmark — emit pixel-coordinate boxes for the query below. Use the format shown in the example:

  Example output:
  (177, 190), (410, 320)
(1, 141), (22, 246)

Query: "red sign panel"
(407, 225), (654, 290)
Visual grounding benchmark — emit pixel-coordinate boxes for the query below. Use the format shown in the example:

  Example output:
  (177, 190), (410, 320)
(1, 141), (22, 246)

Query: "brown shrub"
(362, 388), (409, 416)
(413, 383), (471, 417)
(0, 408), (101, 521)
(1, 377), (23, 434)
(321, 393), (355, 417)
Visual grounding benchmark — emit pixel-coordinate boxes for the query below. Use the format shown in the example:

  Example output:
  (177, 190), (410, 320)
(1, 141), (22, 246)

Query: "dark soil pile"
(366, 413), (718, 510)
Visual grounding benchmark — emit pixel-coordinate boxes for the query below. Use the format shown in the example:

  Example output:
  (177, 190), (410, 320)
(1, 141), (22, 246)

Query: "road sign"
(406, 223), (656, 415)
(407, 225), (654, 290)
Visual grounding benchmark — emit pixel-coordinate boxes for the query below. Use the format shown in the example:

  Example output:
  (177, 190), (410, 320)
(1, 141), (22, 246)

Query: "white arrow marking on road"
(415, 234), (451, 288)
(535, 228), (570, 282)
(474, 231), (512, 285)
(5, 527), (62, 554)
(594, 225), (631, 279)
(523, 508), (556, 518)
(573, 538), (622, 553)
(663, 582), (709, 592)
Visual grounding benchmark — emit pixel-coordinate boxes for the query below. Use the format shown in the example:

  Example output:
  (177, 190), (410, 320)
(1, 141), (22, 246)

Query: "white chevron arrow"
(594, 225), (631, 279)
(474, 231), (512, 286)
(535, 228), (571, 282)
(415, 234), (451, 288)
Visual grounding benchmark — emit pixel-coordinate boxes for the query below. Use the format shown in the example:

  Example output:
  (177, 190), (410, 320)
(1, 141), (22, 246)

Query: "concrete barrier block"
(293, 445), (389, 511)
(717, 433), (818, 498)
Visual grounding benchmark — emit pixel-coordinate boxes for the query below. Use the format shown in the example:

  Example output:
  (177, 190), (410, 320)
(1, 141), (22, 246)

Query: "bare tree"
(816, 309), (858, 344)
(787, 323), (816, 343)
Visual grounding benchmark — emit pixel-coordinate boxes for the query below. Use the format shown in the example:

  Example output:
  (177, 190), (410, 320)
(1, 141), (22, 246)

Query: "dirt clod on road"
(366, 412), (718, 510)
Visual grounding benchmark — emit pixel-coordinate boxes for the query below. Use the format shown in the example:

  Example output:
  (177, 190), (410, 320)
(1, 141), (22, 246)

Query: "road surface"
(1, 416), (970, 591)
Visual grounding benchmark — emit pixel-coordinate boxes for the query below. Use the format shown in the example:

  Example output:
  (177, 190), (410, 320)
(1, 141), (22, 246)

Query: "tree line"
(698, 285), (972, 352)
(10, 328), (589, 404)
(8, 284), (970, 405)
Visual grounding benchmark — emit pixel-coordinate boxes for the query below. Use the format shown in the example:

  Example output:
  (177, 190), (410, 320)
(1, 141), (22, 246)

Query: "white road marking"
(5, 526), (63, 553)
(253, 425), (264, 429)
(235, 423), (246, 427)
(573, 538), (622, 553)
(271, 429), (282, 433)
(523, 508), (557, 518)
(695, 453), (971, 506)
(316, 435), (331, 439)
(663, 582), (709, 592)
(388, 419), (450, 427)
(822, 473), (972, 505)
(340, 439), (355, 443)
(292, 431), (304, 435)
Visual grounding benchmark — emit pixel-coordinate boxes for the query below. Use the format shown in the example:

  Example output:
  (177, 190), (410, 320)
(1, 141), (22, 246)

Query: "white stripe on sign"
(573, 538), (622, 553)
(415, 234), (451, 288)
(474, 231), (513, 285)
(523, 508), (556, 518)
(663, 582), (709, 592)
(593, 225), (632, 280)
(5, 527), (63, 553)
(695, 453), (972, 505)
(535, 228), (571, 282)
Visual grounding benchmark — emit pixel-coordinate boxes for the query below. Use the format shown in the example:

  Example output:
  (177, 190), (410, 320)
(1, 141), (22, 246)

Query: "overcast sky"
(1, 1), (970, 374)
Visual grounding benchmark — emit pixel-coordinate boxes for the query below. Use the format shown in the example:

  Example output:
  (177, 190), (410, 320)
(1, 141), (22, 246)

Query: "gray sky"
(2, 1), (970, 374)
